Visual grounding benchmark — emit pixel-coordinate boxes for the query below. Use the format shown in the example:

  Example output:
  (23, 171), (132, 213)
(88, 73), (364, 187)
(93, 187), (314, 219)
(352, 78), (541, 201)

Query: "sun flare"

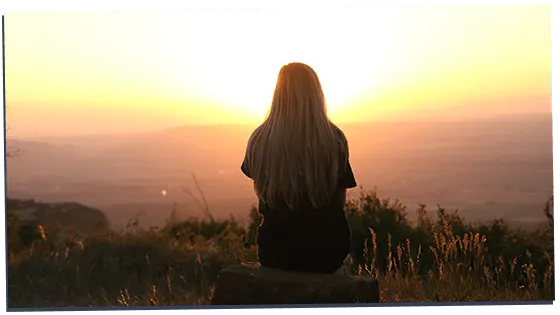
(4, 6), (551, 137)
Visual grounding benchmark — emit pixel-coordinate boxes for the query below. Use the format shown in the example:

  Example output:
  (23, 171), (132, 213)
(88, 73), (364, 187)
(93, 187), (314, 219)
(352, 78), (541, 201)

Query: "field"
(5, 114), (555, 307)
(6, 190), (555, 307)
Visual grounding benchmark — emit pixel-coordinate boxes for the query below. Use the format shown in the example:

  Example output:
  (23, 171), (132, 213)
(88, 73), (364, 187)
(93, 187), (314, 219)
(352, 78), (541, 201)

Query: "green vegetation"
(7, 199), (110, 237)
(6, 190), (555, 307)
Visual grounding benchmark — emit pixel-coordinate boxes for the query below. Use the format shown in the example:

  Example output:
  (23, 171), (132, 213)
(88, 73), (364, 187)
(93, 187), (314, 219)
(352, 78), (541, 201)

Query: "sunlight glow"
(4, 5), (551, 137)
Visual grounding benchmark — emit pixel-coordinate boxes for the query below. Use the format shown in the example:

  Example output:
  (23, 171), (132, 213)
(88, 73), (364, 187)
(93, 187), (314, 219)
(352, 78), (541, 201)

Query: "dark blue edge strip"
(0, 14), (8, 309)
(550, 1), (560, 306)
(9, 301), (557, 312)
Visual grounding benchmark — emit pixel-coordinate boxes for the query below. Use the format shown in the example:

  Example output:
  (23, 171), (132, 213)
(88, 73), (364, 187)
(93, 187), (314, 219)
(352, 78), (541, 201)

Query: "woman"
(241, 62), (357, 274)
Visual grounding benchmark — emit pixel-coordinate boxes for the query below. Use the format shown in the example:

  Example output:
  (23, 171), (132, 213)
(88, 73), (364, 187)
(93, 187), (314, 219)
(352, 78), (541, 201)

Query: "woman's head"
(245, 62), (349, 210)
(268, 62), (327, 122)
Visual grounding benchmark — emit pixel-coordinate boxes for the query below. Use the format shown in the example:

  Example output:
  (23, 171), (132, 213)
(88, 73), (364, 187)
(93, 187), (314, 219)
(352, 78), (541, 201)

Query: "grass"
(6, 190), (555, 307)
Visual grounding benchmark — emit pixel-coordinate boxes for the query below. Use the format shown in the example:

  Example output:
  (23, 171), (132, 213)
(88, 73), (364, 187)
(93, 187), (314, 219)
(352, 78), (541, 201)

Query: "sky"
(4, 5), (551, 138)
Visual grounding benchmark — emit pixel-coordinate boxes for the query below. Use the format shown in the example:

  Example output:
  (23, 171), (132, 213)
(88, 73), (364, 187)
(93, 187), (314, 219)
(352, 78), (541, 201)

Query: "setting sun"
(4, 5), (551, 137)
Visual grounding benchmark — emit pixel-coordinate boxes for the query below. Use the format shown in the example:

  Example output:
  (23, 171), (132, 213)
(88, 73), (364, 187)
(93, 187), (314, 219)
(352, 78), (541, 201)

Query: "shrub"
(6, 191), (555, 307)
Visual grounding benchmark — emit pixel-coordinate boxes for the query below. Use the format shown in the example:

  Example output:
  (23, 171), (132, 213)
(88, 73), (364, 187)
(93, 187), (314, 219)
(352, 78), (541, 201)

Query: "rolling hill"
(5, 113), (553, 229)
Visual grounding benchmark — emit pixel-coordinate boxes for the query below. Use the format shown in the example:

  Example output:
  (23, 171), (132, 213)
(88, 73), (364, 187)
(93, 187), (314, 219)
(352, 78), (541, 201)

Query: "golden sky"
(5, 5), (551, 138)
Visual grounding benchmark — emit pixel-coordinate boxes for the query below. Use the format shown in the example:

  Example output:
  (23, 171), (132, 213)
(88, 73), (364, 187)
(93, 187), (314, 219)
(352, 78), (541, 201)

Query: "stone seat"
(211, 263), (380, 305)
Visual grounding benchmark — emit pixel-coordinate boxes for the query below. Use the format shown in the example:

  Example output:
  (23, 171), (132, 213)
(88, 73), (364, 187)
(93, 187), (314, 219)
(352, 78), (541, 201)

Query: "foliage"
(6, 191), (555, 307)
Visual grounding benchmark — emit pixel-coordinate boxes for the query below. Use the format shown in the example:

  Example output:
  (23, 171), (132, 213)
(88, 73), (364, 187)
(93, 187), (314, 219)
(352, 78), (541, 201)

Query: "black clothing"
(241, 140), (357, 274)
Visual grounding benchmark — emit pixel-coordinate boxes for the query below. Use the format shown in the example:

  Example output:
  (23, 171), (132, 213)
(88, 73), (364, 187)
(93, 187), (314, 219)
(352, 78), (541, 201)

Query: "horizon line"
(5, 111), (552, 141)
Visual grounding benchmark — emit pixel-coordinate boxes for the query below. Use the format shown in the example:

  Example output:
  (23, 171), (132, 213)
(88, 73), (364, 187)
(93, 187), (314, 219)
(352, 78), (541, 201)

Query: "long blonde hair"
(245, 62), (349, 210)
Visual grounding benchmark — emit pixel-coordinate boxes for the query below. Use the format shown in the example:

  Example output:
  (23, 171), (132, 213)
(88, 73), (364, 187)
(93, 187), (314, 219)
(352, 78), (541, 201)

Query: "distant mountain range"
(5, 113), (553, 229)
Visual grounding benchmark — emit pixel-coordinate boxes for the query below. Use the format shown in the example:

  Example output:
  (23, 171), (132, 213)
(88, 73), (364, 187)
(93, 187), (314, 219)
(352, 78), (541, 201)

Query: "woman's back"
(242, 150), (356, 273)
(241, 62), (357, 274)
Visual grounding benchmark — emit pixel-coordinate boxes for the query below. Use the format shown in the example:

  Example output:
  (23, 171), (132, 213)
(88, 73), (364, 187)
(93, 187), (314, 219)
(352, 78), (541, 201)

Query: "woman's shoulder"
(330, 123), (348, 141)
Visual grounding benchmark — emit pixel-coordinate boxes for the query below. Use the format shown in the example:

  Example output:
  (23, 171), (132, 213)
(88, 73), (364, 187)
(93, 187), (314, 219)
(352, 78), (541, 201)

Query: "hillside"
(5, 113), (553, 229)
(6, 190), (555, 307)
(6, 198), (111, 236)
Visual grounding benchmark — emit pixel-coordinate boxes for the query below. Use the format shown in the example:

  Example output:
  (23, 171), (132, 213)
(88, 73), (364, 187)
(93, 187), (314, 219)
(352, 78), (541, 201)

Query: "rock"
(211, 264), (379, 305)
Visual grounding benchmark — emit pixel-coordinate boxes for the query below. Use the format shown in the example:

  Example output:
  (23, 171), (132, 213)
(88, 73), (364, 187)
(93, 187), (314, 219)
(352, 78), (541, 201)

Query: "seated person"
(241, 62), (357, 274)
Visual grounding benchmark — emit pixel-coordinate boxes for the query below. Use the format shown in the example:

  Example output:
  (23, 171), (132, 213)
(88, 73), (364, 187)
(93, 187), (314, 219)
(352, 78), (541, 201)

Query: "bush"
(6, 191), (555, 307)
